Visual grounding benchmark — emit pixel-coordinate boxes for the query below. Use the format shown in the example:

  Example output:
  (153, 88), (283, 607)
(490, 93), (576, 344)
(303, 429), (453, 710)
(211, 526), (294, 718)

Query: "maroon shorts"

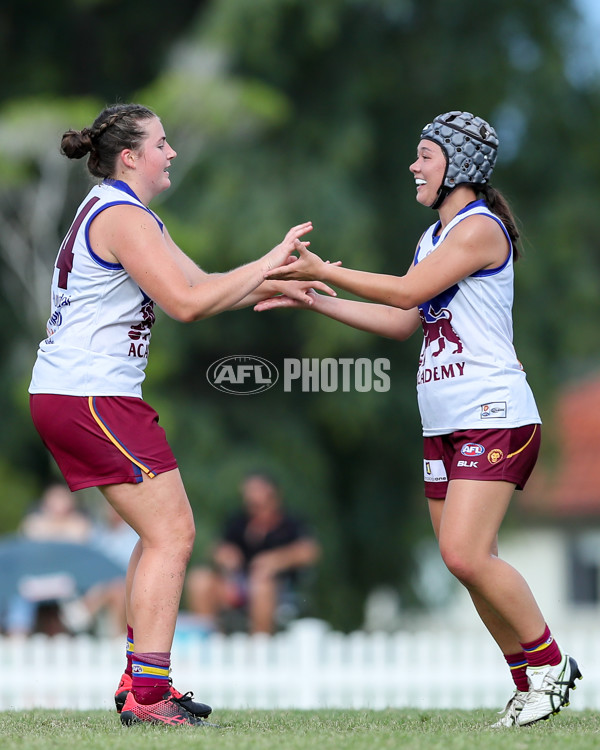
(30, 394), (178, 492)
(423, 424), (541, 499)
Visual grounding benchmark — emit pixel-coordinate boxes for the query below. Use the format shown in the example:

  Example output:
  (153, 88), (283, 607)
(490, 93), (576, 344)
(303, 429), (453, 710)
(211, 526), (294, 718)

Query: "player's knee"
(439, 545), (479, 585)
(180, 528), (195, 563)
(161, 519), (195, 561)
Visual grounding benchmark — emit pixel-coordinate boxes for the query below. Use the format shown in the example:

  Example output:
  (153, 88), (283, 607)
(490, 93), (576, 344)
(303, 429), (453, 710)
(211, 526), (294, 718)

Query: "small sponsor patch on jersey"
(424, 459), (447, 483)
(480, 401), (507, 419)
(460, 442), (485, 456)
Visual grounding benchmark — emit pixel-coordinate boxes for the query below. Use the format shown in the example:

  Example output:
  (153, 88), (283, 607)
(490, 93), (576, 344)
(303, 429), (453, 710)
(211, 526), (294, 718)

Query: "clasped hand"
(258, 227), (341, 311)
(266, 238), (340, 282)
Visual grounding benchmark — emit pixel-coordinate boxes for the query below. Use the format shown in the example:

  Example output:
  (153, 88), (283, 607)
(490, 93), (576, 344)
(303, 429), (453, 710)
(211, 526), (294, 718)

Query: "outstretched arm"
(265, 214), (510, 309)
(90, 205), (313, 322)
(162, 226), (340, 310)
(229, 279), (338, 310)
(255, 288), (421, 342)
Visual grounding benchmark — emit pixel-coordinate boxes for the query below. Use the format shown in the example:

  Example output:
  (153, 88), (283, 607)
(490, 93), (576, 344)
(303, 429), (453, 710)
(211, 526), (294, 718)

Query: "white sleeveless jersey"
(414, 199), (541, 436)
(29, 180), (161, 398)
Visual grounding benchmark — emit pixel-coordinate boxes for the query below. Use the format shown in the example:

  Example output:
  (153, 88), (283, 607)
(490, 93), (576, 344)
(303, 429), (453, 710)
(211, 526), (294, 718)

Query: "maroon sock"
(125, 625), (134, 677)
(521, 624), (561, 668)
(131, 651), (171, 705)
(504, 651), (529, 691)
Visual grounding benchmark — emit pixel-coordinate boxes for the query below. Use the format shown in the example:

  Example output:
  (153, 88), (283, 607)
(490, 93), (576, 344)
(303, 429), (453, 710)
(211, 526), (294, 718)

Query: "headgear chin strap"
(420, 111), (499, 209)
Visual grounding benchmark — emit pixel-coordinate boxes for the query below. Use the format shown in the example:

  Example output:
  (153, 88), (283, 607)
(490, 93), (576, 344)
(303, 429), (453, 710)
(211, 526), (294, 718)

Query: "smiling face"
(137, 117), (177, 197)
(122, 116), (177, 203)
(409, 139), (447, 208)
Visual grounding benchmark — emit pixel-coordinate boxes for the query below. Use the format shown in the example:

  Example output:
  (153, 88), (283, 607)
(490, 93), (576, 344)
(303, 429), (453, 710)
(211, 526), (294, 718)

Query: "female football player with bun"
(28, 102), (331, 727)
(258, 110), (581, 727)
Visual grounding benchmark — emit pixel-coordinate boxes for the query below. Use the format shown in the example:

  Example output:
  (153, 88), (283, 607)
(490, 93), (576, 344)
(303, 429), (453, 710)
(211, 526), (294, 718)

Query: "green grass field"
(0, 709), (598, 750)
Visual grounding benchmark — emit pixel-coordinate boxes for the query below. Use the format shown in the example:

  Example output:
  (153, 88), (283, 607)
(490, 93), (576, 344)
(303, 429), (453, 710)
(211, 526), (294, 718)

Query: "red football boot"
(114, 672), (212, 718)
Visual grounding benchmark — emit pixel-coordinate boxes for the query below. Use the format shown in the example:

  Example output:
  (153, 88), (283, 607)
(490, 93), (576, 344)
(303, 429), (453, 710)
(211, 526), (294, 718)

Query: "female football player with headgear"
(257, 110), (581, 727)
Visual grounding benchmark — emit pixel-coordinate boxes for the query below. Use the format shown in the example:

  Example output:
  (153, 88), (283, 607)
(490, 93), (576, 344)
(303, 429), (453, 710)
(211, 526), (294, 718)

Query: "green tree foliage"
(0, 0), (598, 629)
(0, 0), (208, 102)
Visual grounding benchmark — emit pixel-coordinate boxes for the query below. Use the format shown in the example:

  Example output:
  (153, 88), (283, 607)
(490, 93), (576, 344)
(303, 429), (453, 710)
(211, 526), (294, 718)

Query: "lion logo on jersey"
(128, 294), (156, 342)
(419, 287), (463, 358)
(420, 306), (463, 357)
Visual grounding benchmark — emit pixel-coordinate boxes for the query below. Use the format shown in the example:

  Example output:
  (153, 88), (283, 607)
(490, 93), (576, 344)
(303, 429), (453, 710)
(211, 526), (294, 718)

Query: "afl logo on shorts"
(207, 355), (279, 395)
(460, 443), (485, 457)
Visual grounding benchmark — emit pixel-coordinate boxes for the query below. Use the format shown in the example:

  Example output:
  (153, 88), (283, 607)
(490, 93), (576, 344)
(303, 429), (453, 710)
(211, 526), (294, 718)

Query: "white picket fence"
(1, 618), (597, 712)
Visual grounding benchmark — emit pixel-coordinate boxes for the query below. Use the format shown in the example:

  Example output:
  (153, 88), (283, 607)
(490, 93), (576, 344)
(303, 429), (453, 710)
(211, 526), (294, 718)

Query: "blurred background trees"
(0, 0), (599, 629)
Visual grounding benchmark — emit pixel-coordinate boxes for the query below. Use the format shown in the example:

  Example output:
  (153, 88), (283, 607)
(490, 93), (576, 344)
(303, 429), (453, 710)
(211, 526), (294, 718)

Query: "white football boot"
(490, 690), (528, 728)
(517, 653), (582, 726)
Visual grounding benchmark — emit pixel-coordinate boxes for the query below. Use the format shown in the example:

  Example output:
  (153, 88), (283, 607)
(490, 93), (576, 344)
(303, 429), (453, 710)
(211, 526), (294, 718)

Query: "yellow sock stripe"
(507, 424), (538, 459)
(132, 663), (170, 678)
(509, 660), (528, 670)
(523, 635), (554, 654)
(525, 640), (551, 654)
(87, 396), (156, 478)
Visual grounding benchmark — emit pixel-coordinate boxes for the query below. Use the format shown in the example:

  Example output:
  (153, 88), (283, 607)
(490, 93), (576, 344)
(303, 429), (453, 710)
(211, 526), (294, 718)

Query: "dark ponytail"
(61, 127), (95, 160)
(478, 184), (521, 261)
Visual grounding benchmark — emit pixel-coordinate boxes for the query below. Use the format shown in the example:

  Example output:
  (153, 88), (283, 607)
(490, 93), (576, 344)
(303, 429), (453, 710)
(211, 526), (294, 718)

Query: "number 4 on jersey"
(56, 197), (100, 289)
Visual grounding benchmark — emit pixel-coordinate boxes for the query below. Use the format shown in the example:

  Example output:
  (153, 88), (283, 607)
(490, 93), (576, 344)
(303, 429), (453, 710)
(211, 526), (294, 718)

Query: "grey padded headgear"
(420, 110), (498, 208)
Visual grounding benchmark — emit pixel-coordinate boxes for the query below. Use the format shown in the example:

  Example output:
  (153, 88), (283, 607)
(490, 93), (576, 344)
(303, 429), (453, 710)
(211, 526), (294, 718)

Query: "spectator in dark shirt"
(184, 472), (320, 634)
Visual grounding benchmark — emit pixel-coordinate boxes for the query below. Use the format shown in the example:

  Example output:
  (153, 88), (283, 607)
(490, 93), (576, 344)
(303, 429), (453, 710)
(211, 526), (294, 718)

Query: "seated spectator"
(4, 486), (138, 637)
(184, 472), (321, 634)
(4, 483), (92, 636)
(19, 482), (92, 544)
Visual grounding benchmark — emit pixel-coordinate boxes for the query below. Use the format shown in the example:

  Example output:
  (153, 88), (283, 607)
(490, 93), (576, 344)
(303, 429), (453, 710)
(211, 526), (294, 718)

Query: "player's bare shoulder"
(89, 203), (164, 265)
(450, 212), (509, 270)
